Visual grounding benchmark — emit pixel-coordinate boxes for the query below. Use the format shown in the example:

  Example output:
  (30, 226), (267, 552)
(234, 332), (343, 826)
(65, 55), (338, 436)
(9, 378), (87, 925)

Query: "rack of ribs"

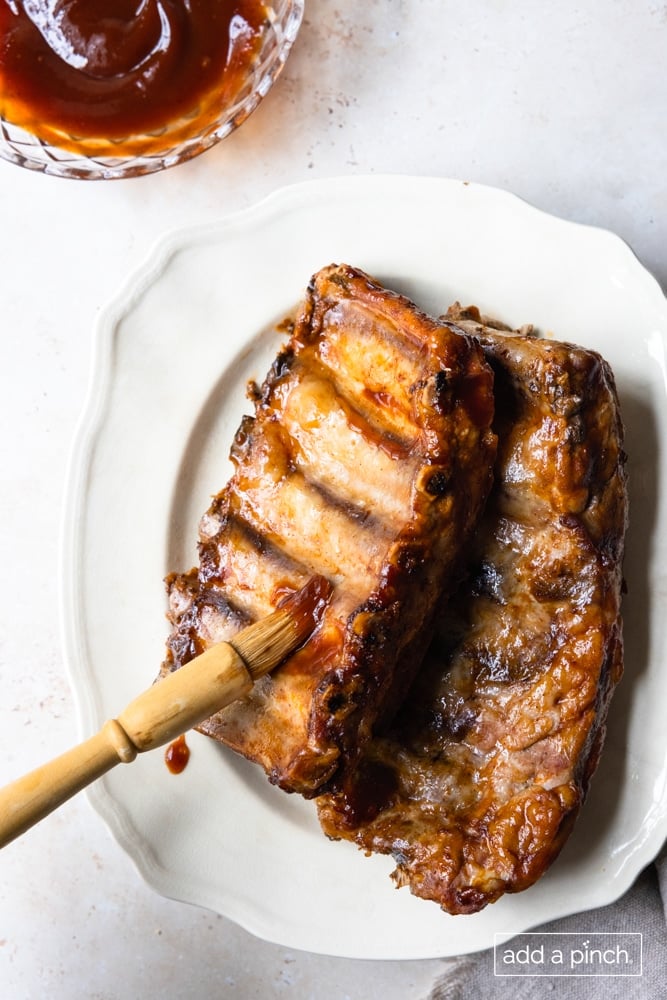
(317, 304), (628, 913)
(161, 267), (497, 796)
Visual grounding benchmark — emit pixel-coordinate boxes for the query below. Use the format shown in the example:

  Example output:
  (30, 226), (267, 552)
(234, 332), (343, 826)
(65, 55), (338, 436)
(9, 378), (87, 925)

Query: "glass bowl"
(0, 0), (304, 181)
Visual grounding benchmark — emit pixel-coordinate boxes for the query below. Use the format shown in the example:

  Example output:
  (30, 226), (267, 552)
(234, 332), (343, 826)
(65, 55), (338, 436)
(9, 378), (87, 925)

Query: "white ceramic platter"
(61, 176), (667, 960)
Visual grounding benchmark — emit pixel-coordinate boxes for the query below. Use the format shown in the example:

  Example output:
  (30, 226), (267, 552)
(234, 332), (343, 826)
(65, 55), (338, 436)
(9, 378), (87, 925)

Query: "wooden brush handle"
(0, 642), (252, 849)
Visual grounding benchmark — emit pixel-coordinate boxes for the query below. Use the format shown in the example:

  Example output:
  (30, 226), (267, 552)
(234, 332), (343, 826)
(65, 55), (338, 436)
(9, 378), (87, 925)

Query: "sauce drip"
(165, 733), (190, 774)
(338, 759), (398, 829)
(0, 0), (267, 153)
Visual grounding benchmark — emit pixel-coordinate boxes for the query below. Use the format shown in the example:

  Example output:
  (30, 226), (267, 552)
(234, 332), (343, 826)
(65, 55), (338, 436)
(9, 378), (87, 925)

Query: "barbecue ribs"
(317, 304), (628, 913)
(161, 268), (497, 796)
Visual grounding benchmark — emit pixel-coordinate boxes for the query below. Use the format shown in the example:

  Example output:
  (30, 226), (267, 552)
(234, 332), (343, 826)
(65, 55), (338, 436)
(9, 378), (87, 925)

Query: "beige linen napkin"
(427, 843), (667, 999)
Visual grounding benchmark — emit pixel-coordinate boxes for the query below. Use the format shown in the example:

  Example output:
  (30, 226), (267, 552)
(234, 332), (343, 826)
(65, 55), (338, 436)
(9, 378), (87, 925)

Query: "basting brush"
(0, 575), (331, 848)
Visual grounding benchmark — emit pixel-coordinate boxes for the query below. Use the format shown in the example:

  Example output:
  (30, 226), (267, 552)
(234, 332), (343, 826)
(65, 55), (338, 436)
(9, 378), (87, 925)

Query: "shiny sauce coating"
(0, 0), (267, 151)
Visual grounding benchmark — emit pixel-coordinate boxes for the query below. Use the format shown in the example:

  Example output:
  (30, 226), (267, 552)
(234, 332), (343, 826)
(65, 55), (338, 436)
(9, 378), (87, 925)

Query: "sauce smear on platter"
(165, 733), (190, 774)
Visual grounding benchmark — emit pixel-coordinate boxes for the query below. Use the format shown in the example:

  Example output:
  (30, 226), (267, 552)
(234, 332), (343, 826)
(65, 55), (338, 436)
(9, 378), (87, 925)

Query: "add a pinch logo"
(494, 932), (642, 977)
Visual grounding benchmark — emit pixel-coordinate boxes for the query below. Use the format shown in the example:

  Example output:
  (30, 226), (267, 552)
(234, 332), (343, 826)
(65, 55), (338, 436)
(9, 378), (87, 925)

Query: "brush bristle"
(230, 575), (332, 680)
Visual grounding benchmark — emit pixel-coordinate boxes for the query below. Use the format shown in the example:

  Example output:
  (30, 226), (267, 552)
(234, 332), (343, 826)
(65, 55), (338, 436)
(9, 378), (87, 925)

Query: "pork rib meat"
(161, 270), (497, 796)
(317, 304), (628, 912)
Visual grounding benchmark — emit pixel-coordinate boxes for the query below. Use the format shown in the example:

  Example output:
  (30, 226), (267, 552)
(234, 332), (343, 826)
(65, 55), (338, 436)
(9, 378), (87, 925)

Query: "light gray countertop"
(1, 2), (665, 997)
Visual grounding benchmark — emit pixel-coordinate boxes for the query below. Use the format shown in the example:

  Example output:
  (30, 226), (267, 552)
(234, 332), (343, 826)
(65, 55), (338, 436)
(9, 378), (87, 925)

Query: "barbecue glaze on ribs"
(317, 305), (628, 913)
(162, 267), (497, 796)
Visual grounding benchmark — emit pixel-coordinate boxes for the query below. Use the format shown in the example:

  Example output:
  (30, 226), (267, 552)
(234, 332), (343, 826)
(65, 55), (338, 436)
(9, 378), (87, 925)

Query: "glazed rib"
(162, 267), (497, 796)
(317, 304), (628, 912)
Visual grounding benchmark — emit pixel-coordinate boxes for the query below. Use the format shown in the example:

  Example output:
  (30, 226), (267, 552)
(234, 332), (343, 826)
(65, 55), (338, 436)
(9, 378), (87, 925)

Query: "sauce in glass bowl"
(0, 0), (303, 177)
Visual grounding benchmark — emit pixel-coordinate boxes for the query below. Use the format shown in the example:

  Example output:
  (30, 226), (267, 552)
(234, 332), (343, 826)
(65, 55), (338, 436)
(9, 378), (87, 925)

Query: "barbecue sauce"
(336, 759), (398, 829)
(0, 0), (267, 153)
(165, 733), (190, 774)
